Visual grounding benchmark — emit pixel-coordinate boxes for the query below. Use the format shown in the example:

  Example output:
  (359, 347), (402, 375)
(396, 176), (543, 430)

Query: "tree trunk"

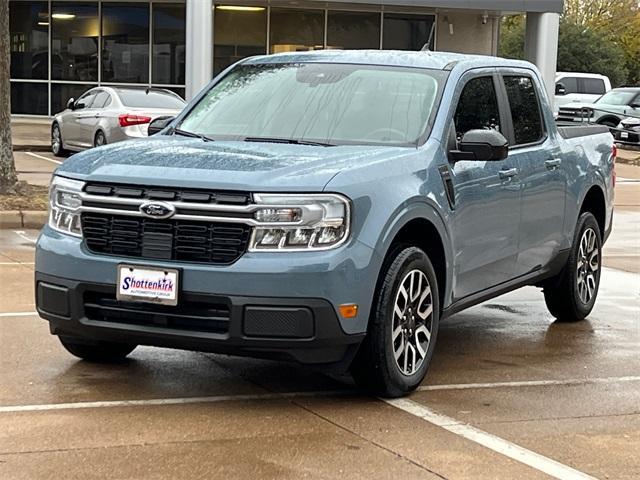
(0, 0), (18, 193)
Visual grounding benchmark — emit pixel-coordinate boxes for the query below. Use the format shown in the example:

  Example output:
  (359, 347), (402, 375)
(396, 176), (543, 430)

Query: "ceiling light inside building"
(52, 13), (76, 20)
(37, 21), (50, 26)
(216, 6), (265, 11)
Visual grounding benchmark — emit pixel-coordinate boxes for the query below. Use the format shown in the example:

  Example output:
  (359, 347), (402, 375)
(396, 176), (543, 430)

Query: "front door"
(447, 72), (522, 301)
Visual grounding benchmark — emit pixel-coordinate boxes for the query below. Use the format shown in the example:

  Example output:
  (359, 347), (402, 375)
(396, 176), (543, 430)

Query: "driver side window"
(454, 76), (501, 140)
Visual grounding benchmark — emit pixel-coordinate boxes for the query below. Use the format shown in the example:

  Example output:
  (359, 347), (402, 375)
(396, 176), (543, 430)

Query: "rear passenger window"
(503, 76), (544, 146)
(580, 78), (606, 95)
(454, 76), (501, 139)
(92, 91), (109, 108)
(557, 77), (578, 94)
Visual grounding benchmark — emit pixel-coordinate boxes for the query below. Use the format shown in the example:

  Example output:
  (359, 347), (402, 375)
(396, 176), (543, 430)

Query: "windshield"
(178, 63), (448, 146)
(595, 90), (637, 106)
(117, 89), (186, 109)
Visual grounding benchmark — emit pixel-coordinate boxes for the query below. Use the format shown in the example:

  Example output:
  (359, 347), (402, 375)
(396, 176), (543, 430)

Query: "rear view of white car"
(51, 87), (186, 156)
(554, 72), (611, 113)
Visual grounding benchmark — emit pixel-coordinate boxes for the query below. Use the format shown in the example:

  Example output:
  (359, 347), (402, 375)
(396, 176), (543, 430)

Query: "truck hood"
(56, 135), (410, 191)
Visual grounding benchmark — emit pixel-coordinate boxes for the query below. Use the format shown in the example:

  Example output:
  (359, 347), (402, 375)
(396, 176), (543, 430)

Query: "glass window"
(179, 63), (447, 146)
(213, 5), (267, 75)
(327, 11), (380, 49)
(454, 77), (501, 139)
(382, 13), (435, 51)
(51, 2), (99, 81)
(9, 1), (49, 79)
(595, 90), (637, 106)
(76, 90), (98, 108)
(51, 83), (96, 113)
(102, 3), (150, 83)
(10, 82), (48, 114)
(503, 76), (544, 145)
(580, 78), (606, 95)
(153, 3), (185, 85)
(92, 91), (110, 109)
(557, 77), (578, 94)
(270, 9), (324, 54)
(116, 88), (186, 108)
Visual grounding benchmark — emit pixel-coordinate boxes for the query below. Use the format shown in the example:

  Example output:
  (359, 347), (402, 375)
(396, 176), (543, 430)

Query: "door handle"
(545, 158), (561, 170)
(498, 168), (518, 179)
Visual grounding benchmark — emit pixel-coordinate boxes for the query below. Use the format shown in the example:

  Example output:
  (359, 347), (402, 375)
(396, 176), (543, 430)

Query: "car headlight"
(249, 193), (350, 251)
(48, 176), (84, 237)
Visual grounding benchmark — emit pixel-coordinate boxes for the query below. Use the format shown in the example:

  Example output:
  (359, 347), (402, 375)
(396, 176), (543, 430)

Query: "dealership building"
(9, 0), (563, 116)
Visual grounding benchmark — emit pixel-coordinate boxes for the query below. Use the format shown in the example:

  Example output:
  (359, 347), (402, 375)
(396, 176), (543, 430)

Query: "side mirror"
(630, 102), (640, 109)
(66, 98), (75, 110)
(147, 116), (175, 136)
(450, 129), (509, 162)
(555, 83), (567, 96)
(74, 101), (86, 110)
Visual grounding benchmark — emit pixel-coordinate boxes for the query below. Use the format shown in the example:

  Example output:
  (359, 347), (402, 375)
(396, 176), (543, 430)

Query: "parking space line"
(13, 230), (38, 244)
(384, 398), (597, 480)
(0, 262), (34, 265)
(417, 376), (640, 392)
(0, 390), (354, 414)
(25, 151), (62, 165)
(0, 312), (38, 318)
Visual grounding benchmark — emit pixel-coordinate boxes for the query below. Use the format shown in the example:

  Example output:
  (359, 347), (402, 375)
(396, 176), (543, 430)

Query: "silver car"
(51, 87), (186, 157)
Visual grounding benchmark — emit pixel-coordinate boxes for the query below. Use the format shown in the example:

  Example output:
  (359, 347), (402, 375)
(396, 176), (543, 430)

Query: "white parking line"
(0, 312), (37, 317)
(384, 398), (597, 480)
(0, 390), (352, 414)
(417, 376), (640, 392)
(25, 151), (62, 165)
(13, 230), (38, 244)
(0, 262), (34, 265)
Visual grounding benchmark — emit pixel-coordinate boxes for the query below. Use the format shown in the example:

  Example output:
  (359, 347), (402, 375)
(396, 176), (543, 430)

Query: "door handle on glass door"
(498, 168), (518, 179)
(545, 158), (561, 170)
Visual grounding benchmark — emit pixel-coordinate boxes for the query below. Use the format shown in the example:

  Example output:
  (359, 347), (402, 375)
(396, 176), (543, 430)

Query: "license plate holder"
(116, 264), (179, 306)
(621, 132), (629, 139)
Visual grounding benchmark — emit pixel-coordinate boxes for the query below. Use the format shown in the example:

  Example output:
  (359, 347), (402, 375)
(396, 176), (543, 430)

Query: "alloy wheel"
(576, 227), (599, 304)
(392, 269), (434, 376)
(52, 126), (61, 154)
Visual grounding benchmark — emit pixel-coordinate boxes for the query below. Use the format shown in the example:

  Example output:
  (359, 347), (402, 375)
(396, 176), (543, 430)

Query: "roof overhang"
(324, 0), (564, 13)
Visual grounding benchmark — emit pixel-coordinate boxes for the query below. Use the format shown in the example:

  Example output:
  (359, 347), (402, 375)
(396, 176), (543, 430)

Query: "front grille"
(81, 213), (251, 264)
(83, 290), (230, 334)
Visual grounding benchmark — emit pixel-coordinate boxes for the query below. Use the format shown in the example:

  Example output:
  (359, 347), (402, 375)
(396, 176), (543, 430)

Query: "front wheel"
(51, 123), (67, 157)
(544, 212), (602, 321)
(351, 246), (440, 397)
(59, 336), (137, 363)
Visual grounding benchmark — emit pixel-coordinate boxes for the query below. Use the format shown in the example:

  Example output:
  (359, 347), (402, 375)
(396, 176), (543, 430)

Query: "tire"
(94, 130), (107, 148)
(59, 335), (136, 363)
(351, 246), (440, 397)
(51, 123), (68, 157)
(544, 212), (602, 322)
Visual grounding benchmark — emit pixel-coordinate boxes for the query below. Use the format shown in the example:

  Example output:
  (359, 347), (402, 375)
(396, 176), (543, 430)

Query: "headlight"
(249, 194), (350, 251)
(48, 176), (84, 237)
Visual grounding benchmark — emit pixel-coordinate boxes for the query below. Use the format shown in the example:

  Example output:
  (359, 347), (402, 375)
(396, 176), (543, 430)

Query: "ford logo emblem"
(139, 201), (176, 219)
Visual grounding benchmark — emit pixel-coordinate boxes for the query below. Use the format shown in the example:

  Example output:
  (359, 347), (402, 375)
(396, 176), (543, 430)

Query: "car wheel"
(51, 123), (68, 157)
(351, 246), (440, 397)
(94, 131), (107, 148)
(599, 119), (618, 129)
(544, 212), (602, 322)
(59, 335), (137, 363)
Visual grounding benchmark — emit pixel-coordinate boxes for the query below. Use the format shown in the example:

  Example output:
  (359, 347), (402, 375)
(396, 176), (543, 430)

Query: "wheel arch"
(596, 115), (620, 127)
(579, 185), (606, 237)
(373, 205), (453, 312)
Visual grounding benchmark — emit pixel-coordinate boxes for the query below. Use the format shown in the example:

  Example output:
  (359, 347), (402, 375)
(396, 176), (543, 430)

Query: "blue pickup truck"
(36, 51), (616, 397)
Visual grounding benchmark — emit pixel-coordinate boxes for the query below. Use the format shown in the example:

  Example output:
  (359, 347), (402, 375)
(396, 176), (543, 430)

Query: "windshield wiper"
(173, 128), (214, 142)
(242, 136), (335, 147)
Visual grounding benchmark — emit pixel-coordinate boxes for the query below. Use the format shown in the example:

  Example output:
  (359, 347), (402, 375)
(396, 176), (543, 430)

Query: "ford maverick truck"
(36, 51), (615, 397)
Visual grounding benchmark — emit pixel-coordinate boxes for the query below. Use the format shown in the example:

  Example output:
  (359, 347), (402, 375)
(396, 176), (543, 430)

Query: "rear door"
(447, 71), (522, 300)
(77, 90), (110, 147)
(500, 71), (566, 276)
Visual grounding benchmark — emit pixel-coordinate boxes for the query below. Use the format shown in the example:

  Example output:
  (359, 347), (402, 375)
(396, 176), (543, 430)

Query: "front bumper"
(35, 226), (381, 365)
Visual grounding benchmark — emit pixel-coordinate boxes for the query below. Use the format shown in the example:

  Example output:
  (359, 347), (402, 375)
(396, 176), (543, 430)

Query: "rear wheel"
(351, 246), (439, 397)
(51, 123), (67, 157)
(59, 336), (136, 363)
(94, 130), (107, 148)
(544, 212), (602, 321)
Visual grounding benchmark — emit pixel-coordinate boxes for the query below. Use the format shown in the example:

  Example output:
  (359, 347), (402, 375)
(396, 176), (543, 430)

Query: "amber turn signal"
(339, 304), (358, 318)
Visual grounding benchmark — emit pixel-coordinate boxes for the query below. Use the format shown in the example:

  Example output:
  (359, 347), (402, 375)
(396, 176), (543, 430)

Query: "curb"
(0, 210), (47, 229)
(13, 144), (51, 152)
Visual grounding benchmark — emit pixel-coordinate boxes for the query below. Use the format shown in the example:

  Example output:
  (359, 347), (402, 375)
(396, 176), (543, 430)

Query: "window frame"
(497, 71), (548, 150)
(446, 69), (510, 151)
